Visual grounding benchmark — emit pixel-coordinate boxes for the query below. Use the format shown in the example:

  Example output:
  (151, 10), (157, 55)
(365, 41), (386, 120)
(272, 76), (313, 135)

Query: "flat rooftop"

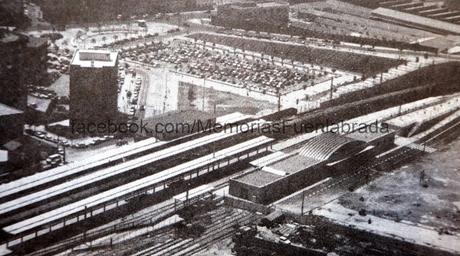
(0, 103), (23, 116)
(344, 126), (394, 143)
(256, 2), (288, 8)
(385, 97), (460, 128)
(229, 1), (287, 9)
(27, 95), (52, 113)
(235, 169), (282, 187)
(0, 29), (26, 44)
(270, 154), (320, 174)
(234, 154), (321, 187)
(71, 49), (118, 68)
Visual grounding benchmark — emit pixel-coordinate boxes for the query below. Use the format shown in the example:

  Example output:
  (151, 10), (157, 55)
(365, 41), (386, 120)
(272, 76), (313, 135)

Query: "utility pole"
(276, 87), (281, 111)
(329, 77), (334, 100)
(213, 140), (216, 158)
(185, 182), (191, 206)
(202, 78), (206, 111)
(301, 190), (305, 216)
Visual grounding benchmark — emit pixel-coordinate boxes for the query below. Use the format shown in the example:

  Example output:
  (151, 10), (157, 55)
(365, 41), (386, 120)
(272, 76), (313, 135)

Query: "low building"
(229, 129), (395, 205)
(27, 95), (55, 123)
(212, 1), (289, 31)
(0, 103), (24, 145)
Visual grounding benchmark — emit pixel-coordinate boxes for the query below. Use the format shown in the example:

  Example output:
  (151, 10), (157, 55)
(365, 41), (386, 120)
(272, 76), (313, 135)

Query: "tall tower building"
(70, 49), (118, 128)
(0, 30), (28, 110)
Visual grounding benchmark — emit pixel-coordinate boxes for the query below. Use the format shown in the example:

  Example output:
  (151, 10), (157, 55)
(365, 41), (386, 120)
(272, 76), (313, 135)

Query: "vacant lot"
(339, 136), (460, 233)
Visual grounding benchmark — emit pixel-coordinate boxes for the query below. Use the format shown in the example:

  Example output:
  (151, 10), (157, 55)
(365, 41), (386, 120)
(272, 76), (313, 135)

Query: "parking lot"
(121, 39), (335, 96)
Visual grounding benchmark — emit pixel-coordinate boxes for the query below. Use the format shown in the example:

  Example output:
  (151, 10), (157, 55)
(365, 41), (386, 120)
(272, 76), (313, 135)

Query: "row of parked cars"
(122, 40), (314, 94)
(47, 51), (72, 74)
(130, 76), (142, 105)
(28, 85), (58, 99)
(26, 127), (115, 149)
(96, 32), (162, 49)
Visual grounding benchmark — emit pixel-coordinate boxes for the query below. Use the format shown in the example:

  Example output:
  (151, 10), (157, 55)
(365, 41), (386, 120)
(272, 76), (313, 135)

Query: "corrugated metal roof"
(298, 132), (365, 161)
(372, 7), (460, 35)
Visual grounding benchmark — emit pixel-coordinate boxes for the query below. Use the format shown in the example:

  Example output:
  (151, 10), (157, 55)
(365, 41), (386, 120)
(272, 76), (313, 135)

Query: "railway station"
(229, 127), (395, 206)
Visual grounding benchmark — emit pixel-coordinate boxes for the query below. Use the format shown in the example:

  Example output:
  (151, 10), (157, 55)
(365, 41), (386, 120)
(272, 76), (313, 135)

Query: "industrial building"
(229, 128), (395, 205)
(212, 1), (289, 31)
(371, 7), (460, 35)
(70, 50), (119, 129)
(33, 0), (212, 25)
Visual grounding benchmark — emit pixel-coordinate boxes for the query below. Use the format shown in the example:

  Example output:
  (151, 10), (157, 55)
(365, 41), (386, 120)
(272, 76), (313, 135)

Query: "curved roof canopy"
(298, 132), (366, 162)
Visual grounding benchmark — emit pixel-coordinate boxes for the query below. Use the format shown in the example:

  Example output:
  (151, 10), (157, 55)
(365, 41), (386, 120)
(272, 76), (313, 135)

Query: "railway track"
(17, 112), (458, 256)
(27, 141), (428, 256)
(130, 209), (255, 256)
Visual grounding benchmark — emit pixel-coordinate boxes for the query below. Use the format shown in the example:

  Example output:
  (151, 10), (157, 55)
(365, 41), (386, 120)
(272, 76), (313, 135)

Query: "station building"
(70, 50), (119, 129)
(229, 128), (395, 205)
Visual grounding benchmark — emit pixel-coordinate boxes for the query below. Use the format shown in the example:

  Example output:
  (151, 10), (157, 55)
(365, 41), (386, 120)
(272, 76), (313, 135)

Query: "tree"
(113, 35), (118, 41)
(102, 36), (106, 42)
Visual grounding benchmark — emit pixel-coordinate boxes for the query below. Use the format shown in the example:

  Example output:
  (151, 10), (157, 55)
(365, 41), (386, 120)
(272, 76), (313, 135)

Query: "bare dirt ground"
(339, 136), (460, 233)
(178, 83), (277, 116)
